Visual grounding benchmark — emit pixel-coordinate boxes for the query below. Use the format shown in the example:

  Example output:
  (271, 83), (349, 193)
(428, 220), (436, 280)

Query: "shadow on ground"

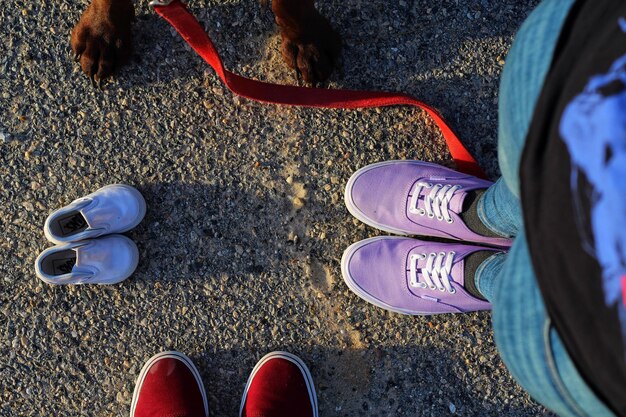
(0, 0), (548, 415)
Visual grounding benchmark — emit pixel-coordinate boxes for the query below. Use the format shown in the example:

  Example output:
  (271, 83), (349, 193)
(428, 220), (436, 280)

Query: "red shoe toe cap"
(241, 353), (316, 417)
(132, 353), (208, 417)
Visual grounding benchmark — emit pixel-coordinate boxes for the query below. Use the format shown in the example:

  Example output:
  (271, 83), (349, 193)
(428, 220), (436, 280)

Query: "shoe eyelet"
(439, 288), (446, 292)
(436, 215), (443, 221)
(429, 286), (437, 290)
(450, 288), (456, 294)
(427, 214), (435, 219)
(446, 218), (454, 224)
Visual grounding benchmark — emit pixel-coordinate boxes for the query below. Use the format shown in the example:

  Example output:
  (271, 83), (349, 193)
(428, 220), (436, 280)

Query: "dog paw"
(278, 13), (341, 85)
(70, 0), (134, 87)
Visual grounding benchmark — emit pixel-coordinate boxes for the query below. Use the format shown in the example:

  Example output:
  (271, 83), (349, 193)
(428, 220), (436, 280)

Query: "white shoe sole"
(238, 351), (318, 417)
(130, 351), (209, 417)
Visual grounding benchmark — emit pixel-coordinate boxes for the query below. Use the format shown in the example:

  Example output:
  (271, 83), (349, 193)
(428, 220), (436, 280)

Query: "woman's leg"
(476, 235), (614, 417)
(476, 0), (577, 238)
(475, 1), (614, 415)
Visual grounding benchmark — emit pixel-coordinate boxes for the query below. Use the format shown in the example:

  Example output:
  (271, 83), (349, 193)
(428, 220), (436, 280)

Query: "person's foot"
(240, 351), (317, 417)
(130, 351), (209, 417)
(341, 236), (500, 315)
(344, 160), (512, 247)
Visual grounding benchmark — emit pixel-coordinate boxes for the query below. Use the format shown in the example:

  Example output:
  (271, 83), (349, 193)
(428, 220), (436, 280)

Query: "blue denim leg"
(473, 0), (616, 414)
(477, 177), (522, 238)
(497, 0), (576, 196)
(476, 233), (615, 417)
(477, 0), (577, 237)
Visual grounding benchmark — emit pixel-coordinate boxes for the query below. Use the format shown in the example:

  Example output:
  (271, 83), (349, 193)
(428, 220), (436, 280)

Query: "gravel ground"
(0, 0), (552, 416)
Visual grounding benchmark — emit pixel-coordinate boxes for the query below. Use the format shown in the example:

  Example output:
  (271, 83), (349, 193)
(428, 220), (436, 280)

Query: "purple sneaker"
(341, 237), (499, 315)
(344, 160), (511, 247)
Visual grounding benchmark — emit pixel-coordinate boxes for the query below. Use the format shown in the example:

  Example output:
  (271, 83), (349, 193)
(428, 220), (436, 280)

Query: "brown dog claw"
(272, 0), (342, 85)
(70, 0), (134, 84)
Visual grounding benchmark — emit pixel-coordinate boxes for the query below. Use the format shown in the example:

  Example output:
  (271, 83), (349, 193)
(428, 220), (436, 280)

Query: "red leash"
(152, 0), (485, 178)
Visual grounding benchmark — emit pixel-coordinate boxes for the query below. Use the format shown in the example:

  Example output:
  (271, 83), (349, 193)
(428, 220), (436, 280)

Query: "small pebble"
(292, 197), (305, 209)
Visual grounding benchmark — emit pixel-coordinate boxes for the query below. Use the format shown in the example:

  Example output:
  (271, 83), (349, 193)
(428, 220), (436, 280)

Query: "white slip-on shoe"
(35, 235), (139, 285)
(43, 184), (146, 244)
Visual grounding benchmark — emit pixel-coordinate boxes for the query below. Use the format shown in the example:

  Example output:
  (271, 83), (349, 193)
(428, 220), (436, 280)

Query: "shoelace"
(409, 182), (462, 223)
(409, 251), (456, 293)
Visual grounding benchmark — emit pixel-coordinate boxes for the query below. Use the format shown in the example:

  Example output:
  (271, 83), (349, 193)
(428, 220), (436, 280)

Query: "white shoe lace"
(409, 251), (456, 293)
(409, 182), (462, 223)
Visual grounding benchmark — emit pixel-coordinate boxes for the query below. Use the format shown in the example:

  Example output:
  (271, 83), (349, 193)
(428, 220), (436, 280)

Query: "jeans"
(473, 1), (615, 416)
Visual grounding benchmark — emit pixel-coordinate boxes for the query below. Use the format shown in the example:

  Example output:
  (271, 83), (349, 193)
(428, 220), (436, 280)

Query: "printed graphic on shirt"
(559, 18), (626, 349)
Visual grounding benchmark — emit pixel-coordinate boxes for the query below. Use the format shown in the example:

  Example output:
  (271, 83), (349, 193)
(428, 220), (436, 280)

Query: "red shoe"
(130, 351), (209, 417)
(239, 351), (318, 417)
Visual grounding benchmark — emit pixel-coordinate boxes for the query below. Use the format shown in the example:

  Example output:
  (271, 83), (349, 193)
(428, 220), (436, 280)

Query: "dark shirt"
(521, 1), (626, 414)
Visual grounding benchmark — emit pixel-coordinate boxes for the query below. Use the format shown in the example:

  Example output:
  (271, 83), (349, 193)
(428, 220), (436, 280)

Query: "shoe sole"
(130, 351), (209, 417)
(341, 236), (438, 316)
(44, 184), (147, 244)
(239, 351), (318, 417)
(344, 160), (453, 237)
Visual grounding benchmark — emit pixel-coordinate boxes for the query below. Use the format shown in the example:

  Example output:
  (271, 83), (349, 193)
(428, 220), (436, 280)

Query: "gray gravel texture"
(0, 0), (553, 416)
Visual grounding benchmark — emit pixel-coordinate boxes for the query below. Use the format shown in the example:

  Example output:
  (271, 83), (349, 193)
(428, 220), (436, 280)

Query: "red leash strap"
(153, 0), (485, 178)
